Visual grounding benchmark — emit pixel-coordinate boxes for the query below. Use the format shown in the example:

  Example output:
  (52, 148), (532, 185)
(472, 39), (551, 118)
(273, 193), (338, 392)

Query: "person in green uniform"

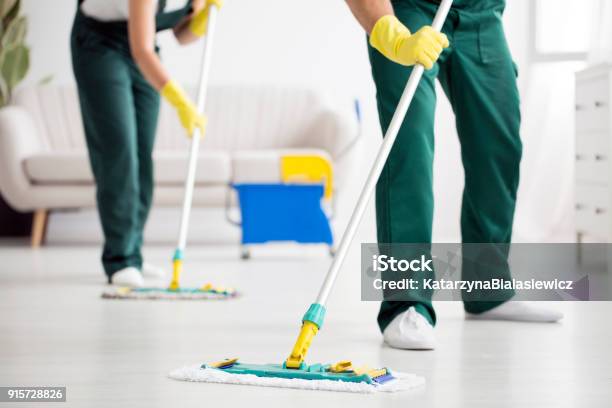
(345, 0), (562, 350)
(71, 0), (221, 287)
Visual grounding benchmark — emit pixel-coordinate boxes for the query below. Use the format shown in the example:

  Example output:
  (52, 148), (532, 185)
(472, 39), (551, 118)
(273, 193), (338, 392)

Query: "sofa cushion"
(231, 150), (282, 183)
(154, 151), (230, 185)
(231, 149), (332, 184)
(24, 151), (231, 185)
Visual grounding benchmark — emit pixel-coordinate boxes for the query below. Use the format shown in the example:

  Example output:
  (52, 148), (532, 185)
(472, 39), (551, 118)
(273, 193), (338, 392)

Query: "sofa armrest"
(299, 103), (362, 191)
(0, 106), (45, 210)
(302, 105), (360, 160)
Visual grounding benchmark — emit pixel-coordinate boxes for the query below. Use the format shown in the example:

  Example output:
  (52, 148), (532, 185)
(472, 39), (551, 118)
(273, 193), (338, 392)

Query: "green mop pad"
(205, 359), (392, 384)
(169, 358), (424, 393)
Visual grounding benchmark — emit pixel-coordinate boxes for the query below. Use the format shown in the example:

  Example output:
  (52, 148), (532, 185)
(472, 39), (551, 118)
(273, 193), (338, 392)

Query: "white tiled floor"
(1, 242), (611, 407)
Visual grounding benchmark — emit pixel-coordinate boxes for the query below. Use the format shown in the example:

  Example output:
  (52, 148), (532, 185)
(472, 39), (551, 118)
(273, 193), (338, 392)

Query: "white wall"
(20, 0), (531, 243)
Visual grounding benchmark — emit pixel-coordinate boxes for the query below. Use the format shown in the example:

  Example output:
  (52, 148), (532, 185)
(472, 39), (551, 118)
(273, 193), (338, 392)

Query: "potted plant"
(0, 0), (30, 236)
(0, 0), (29, 108)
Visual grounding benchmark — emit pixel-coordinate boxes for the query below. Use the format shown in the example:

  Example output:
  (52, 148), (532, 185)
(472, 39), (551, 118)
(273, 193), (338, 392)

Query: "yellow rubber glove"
(189, 0), (223, 37)
(161, 80), (206, 137)
(369, 15), (449, 69)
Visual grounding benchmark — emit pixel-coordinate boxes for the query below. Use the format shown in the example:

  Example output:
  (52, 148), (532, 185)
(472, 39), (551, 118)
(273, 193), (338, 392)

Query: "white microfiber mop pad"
(168, 365), (425, 394)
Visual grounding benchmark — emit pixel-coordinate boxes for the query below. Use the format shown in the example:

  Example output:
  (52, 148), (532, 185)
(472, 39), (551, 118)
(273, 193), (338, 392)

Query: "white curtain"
(513, 62), (580, 242)
(513, 0), (611, 242)
(588, 0), (612, 64)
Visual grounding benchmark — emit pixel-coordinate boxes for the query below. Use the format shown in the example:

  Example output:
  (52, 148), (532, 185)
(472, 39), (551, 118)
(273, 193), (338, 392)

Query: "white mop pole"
(315, 0), (454, 306)
(171, 5), (219, 288)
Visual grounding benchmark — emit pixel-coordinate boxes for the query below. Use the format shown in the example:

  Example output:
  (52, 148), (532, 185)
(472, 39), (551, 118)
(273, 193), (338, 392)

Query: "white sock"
(383, 307), (436, 350)
(466, 301), (563, 323)
(142, 263), (166, 279)
(110, 267), (144, 288)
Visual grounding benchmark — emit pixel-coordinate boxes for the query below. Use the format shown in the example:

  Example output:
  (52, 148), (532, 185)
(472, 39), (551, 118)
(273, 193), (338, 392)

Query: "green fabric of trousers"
(71, 19), (159, 277)
(371, 0), (522, 331)
(70, 2), (191, 278)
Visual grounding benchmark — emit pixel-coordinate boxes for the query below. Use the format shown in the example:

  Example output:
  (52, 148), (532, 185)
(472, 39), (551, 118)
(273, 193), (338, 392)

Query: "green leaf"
(1, 3), (19, 37)
(0, 73), (8, 106)
(2, 15), (25, 49)
(0, 0), (17, 20)
(1, 44), (29, 89)
(38, 74), (53, 86)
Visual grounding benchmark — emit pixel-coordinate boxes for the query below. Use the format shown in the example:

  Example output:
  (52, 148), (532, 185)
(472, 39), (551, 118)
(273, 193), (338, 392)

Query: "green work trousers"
(71, 16), (160, 278)
(371, 0), (522, 331)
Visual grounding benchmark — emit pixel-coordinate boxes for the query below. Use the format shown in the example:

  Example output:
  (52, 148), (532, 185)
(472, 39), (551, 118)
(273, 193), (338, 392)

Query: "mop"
(170, 0), (453, 392)
(103, 4), (236, 301)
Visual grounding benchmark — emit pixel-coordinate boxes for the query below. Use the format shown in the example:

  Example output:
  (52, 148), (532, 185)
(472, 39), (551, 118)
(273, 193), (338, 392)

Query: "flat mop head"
(169, 358), (424, 393)
(101, 284), (237, 300)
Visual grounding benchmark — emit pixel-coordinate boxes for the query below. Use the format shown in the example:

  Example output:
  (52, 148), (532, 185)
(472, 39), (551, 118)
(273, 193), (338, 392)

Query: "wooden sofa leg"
(31, 209), (49, 248)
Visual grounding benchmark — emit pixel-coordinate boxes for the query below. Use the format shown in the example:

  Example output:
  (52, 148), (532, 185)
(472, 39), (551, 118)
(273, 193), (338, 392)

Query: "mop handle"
(314, 0), (453, 306)
(175, 5), (219, 254)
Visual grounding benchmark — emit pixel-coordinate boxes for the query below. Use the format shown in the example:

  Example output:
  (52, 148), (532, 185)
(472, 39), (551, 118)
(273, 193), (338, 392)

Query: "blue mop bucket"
(233, 183), (333, 245)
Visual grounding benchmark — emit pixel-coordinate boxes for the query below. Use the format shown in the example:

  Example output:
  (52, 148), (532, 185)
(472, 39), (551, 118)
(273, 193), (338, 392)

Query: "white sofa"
(0, 85), (360, 246)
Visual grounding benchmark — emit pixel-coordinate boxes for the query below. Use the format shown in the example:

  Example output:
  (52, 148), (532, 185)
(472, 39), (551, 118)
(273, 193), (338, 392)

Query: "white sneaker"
(142, 263), (166, 279)
(110, 267), (144, 288)
(465, 301), (563, 323)
(383, 307), (436, 350)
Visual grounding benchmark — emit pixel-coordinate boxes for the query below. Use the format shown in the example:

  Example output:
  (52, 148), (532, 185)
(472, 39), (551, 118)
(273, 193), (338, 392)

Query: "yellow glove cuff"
(369, 15), (411, 64)
(160, 79), (186, 106)
(188, 0), (224, 37)
(161, 80), (207, 137)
